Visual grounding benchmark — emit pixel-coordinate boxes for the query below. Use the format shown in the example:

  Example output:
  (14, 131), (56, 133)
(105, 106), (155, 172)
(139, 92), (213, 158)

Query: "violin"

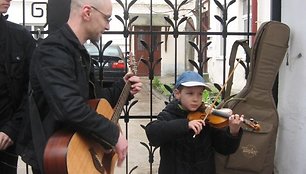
(186, 59), (261, 132)
(187, 108), (261, 131)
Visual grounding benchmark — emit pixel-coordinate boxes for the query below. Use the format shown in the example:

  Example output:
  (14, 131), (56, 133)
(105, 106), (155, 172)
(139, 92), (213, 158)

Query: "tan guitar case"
(215, 21), (290, 174)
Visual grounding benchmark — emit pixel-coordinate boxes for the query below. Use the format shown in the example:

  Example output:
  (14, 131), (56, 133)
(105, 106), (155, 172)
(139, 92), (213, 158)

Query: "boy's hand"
(228, 114), (244, 136)
(188, 120), (206, 136)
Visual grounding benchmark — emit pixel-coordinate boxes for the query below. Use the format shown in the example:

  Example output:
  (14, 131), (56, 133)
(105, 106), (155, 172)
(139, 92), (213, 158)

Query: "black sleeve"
(212, 127), (243, 155)
(33, 45), (120, 147)
(95, 79), (128, 108)
(145, 111), (189, 146)
(1, 28), (36, 142)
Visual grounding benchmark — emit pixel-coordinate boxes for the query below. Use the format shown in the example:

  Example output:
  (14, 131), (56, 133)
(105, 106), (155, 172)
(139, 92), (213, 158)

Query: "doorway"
(134, 26), (161, 76)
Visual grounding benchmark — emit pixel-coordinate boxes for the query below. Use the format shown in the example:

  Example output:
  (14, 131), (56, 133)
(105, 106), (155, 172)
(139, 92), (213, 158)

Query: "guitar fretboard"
(111, 81), (131, 123)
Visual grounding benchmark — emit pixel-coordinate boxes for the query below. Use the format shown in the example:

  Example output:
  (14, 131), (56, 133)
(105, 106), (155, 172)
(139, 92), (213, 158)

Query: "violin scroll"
(243, 117), (261, 131)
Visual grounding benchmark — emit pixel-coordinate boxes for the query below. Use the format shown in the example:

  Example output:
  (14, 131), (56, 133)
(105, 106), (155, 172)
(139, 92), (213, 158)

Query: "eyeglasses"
(91, 6), (112, 23)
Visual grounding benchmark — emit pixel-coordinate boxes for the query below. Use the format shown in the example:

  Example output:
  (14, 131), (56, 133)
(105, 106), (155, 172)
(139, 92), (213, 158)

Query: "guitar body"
(44, 99), (118, 174)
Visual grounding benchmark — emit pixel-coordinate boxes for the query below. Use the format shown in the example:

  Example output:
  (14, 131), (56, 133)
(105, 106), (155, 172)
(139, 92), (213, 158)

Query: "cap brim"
(181, 81), (211, 91)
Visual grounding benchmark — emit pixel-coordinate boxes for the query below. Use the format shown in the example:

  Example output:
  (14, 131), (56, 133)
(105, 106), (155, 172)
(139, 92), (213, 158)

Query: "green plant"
(202, 89), (221, 105)
(152, 77), (172, 97)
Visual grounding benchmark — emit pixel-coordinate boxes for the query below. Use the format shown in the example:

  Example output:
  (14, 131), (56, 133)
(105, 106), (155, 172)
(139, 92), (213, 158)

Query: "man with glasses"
(18, 0), (142, 173)
(91, 5), (112, 23)
(0, 0), (36, 173)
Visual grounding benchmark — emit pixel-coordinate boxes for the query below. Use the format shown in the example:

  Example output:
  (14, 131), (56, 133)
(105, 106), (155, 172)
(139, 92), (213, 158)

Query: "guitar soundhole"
(89, 147), (105, 173)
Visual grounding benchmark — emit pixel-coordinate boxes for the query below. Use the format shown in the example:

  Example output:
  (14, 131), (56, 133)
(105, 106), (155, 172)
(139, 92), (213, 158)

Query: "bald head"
(70, 0), (108, 10)
(69, 0), (112, 19)
(67, 0), (112, 44)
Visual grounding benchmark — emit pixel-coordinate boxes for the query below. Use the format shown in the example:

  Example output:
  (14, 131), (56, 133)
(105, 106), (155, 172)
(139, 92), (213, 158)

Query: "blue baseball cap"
(175, 71), (210, 90)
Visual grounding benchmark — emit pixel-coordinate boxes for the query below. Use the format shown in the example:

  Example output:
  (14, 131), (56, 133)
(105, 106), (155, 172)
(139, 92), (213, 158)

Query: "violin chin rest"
(212, 108), (233, 116)
(219, 108), (233, 115)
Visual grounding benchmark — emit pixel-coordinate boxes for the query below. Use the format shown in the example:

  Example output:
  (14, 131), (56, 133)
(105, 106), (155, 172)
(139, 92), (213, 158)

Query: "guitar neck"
(111, 53), (138, 123)
(111, 81), (131, 123)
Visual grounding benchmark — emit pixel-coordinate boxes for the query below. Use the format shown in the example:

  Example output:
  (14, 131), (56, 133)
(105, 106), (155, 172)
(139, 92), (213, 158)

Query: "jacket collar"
(0, 14), (8, 43)
(61, 23), (87, 53)
(164, 99), (189, 118)
(0, 14), (8, 20)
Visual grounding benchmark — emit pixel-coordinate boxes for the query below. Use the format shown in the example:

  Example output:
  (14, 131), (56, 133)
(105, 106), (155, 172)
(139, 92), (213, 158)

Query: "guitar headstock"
(127, 52), (138, 75)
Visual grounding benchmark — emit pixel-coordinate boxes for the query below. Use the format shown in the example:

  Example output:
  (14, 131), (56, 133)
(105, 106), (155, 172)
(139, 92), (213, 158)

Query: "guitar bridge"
(89, 147), (105, 173)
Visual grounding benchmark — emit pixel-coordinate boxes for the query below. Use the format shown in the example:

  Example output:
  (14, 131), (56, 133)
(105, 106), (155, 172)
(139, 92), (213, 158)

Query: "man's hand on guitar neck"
(123, 72), (142, 95)
(115, 132), (128, 167)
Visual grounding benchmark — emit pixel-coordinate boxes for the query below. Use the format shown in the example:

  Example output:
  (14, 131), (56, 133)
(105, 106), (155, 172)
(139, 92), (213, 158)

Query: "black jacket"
(18, 24), (127, 168)
(145, 100), (243, 174)
(0, 14), (35, 144)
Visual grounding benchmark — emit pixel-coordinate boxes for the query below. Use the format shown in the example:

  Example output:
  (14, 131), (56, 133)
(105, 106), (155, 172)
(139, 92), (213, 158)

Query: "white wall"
(257, 0), (271, 26)
(7, 0), (47, 25)
(207, 0), (252, 89)
(275, 0), (306, 173)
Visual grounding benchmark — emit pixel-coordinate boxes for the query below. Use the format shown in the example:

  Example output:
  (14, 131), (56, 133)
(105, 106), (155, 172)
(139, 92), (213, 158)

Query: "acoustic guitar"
(43, 55), (138, 174)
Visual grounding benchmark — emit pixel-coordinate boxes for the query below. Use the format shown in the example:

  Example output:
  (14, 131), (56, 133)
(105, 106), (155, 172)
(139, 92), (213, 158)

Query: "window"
(242, 0), (252, 42)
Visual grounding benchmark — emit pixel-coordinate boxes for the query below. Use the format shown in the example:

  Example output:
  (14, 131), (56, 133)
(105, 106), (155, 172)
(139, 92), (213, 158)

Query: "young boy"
(145, 71), (244, 174)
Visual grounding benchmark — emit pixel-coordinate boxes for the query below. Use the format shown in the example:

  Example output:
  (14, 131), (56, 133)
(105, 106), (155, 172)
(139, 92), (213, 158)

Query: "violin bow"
(192, 59), (243, 138)
(204, 58), (242, 120)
